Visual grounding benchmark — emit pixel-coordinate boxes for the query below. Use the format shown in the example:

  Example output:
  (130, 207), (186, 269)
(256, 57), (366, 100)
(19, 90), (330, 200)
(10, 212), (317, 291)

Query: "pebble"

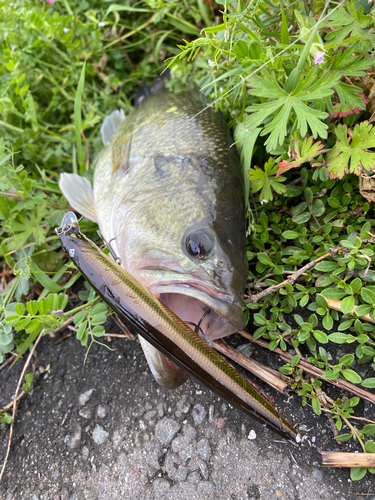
(96, 405), (108, 419)
(312, 469), (323, 481)
(198, 458), (209, 480)
(197, 438), (211, 461)
(78, 389), (94, 406)
(236, 343), (254, 357)
(174, 465), (187, 482)
(187, 471), (201, 483)
(192, 404), (206, 425)
(144, 410), (157, 421)
(172, 436), (194, 462)
(155, 417), (181, 445)
(92, 424), (109, 445)
(248, 430), (257, 440)
(82, 446), (89, 460)
(152, 478), (170, 493)
(64, 425), (81, 449)
(78, 408), (92, 419)
(157, 402), (165, 418)
(183, 424), (197, 442)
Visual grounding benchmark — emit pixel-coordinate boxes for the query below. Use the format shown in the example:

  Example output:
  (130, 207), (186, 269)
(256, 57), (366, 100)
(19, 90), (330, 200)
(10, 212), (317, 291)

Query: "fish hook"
(97, 230), (122, 266)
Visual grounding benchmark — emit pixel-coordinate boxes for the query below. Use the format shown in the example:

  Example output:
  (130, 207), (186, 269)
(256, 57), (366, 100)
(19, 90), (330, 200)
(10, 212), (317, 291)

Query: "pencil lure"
(56, 212), (299, 442)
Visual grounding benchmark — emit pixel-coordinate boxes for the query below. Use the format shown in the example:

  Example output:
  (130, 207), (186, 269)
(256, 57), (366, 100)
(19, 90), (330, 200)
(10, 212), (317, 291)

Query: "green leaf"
(282, 230), (300, 239)
(75, 62), (86, 175)
(336, 433), (352, 442)
(234, 40), (248, 59)
(321, 289), (347, 301)
(310, 199), (325, 217)
(253, 313), (267, 325)
(257, 253), (274, 267)
(362, 378), (375, 389)
(322, 370), (340, 380)
(76, 321), (87, 341)
(326, 122), (375, 179)
(322, 313), (333, 331)
(341, 295), (355, 314)
(354, 304), (372, 316)
(313, 330), (328, 343)
(90, 314), (107, 326)
(328, 332), (350, 343)
(311, 397), (321, 416)
(342, 369), (362, 384)
(363, 425), (375, 437)
(29, 260), (64, 293)
(235, 124), (261, 209)
(280, 8), (290, 45)
(365, 440), (375, 454)
(350, 468), (367, 481)
(314, 261), (339, 272)
(26, 301), (39, 316)
(361, 288), (375, 305)
(92, 325), (105, 337)
(339, 353), (354, 366)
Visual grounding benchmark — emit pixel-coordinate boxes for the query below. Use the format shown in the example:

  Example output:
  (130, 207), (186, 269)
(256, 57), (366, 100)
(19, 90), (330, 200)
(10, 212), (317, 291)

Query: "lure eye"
(186, 230), (215, 259)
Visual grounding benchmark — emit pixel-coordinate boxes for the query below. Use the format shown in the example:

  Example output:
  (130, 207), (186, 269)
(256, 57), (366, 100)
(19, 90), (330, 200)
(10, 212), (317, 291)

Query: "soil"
(1, 316), (375, 500)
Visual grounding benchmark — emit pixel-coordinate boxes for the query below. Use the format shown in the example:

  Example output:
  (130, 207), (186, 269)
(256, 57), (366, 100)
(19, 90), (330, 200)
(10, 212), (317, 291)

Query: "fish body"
(60, 91), (248, 388)
(57, 215), (298, 442)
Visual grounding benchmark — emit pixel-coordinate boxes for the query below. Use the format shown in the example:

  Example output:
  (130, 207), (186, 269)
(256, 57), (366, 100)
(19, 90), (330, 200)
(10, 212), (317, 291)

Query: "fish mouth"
(148, 282), (245, 341)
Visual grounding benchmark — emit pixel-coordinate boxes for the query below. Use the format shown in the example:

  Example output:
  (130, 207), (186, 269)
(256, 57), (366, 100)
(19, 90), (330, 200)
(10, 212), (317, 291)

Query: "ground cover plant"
(1, 0), (375, 483)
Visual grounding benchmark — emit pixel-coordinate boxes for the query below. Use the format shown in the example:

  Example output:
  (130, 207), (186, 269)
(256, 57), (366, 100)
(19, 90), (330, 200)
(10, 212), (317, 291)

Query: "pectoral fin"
(138, 336), (188, 389)
(100, 109), (126, 146)
(59, 173), (98, 223)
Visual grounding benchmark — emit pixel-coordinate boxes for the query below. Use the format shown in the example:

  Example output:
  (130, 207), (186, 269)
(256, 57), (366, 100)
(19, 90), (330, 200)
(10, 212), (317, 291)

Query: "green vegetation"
(1, 0), (375, 481)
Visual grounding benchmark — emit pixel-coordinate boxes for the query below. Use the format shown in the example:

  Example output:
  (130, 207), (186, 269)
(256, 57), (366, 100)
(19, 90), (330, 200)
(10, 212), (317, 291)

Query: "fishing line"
(76, 0), (345, 223)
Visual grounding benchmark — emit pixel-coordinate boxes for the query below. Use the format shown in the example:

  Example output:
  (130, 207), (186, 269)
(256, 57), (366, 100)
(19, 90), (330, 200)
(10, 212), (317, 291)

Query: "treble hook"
(97, 230), (122, 266)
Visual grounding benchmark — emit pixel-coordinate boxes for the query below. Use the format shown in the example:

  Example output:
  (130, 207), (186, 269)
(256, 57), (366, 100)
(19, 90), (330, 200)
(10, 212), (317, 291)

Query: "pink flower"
(313, 50), (325, 65)
(45, 0), (54, 3)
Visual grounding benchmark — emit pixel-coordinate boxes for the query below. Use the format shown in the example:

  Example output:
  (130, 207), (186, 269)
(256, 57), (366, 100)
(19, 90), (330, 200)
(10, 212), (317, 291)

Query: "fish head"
(108, 171), (248, 341)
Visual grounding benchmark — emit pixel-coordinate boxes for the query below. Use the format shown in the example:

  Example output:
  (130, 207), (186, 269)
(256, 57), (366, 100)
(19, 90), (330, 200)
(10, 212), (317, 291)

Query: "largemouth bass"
(56, 212), (298, 441)
(60, 91), (247, 388)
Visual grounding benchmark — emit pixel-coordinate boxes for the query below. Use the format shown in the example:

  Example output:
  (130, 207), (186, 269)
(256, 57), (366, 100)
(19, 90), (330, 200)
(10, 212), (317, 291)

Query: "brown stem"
(239, 331), (375, 405)
(321, 451), (375, 468)
(247, 250), (342, 303)
(212, 339), (290, 394)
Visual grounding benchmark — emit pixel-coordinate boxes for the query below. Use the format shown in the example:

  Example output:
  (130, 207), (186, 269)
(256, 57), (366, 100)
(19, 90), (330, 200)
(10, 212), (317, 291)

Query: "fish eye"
(186, 230), (215, 259)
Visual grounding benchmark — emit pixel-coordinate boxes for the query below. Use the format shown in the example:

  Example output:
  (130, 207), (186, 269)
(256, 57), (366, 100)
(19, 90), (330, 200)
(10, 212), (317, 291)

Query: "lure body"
(57, 215), (298, 441)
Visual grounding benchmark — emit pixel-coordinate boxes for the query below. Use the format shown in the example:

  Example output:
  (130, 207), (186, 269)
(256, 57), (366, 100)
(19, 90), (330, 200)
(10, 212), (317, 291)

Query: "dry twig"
(321, 451), (375, 468)
(239, 331), (375, 405)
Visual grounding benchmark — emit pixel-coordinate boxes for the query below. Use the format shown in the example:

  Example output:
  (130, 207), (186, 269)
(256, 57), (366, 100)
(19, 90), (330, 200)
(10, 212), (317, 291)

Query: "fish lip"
(149, 282), (245, 331)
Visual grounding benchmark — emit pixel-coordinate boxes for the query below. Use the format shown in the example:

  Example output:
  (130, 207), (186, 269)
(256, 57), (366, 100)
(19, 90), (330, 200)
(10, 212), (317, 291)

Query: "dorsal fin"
(100, 109), (126, 146)
(59, 173), (98, 223)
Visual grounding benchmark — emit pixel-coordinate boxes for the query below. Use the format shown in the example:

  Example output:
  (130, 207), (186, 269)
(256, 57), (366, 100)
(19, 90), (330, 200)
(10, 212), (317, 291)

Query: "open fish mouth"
(149, 283), (245, 341)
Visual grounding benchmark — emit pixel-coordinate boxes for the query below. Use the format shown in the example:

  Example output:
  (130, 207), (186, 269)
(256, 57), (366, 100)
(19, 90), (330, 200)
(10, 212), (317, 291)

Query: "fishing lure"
(56, 211), (300, 442)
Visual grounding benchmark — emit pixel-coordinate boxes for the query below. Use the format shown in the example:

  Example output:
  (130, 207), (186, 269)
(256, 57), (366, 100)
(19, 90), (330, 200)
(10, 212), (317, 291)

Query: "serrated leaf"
(326, 122), (375, 179)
